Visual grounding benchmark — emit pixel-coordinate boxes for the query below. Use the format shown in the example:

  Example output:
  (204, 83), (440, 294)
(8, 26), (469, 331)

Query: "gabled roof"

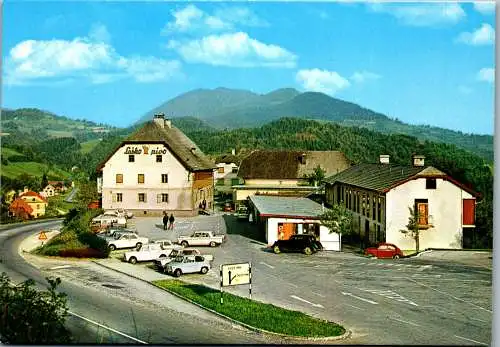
(9, 198), (34, 214)
(96, 121), (216, 172)
(249, 195), (325, 219)
(19, 191), (48, 203)
(238, 150), (351, 180)
(324, 163), (479, 197)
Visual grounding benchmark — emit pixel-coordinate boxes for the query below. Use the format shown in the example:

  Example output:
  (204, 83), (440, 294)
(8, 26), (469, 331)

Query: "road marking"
(359, 288), (418, 306)
(408, 278), (492, 313)
(259, 262), (275, 269)
(49, 265), (72, 270)
(341, 292), (378, 304)
(390, 317), (420, 327)
(417, 265), (433, 271)
(344, 303), (364, 310)
(470, 317), (488, 323)
(454, 335), (488, 346)
(312, 292), (325, 298)
(67, 310), (148, 344)
(290, 295), (324, 308)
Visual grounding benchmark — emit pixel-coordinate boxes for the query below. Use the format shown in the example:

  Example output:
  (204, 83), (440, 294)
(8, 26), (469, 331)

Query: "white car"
(177, 231), (225, 247)
(107, 234), (149, 251)
(93, 213), (127, 227)
(105, 209), (134, 219)
(153, 248), (214, 272)
(165, 255), (212, 277)
(124, 243), (178, 264)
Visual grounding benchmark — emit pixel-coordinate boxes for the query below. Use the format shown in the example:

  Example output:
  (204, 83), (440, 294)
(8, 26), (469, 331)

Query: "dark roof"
(249, 195), (325, 219)
(324, 163), (479, 196)
(238, 150), (351, 179)
(97, 121), (215, 172)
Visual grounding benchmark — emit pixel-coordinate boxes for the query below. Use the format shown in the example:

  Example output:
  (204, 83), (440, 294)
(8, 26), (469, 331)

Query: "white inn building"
(96, 114), (216, 217)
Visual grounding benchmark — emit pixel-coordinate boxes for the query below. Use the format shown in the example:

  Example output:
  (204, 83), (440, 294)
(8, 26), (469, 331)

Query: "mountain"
(139, 88), (493, 162)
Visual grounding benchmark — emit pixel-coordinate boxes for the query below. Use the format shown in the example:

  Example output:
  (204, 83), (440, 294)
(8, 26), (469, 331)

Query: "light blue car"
(165, 255), (211, 277)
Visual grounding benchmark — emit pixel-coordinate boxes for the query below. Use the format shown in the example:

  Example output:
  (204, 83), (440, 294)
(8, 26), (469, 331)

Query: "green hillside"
(1, 162), (71, 179)
(80, 139), (103, 154)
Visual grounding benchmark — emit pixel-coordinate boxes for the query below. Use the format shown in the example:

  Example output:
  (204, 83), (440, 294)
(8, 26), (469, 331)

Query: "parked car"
(149, 239), (183, 250)
(177, 231), (225, 247)
(164, 255), (211, 277)
(97, 228), (137, 241)
(223, 203), (232, 212)
(124, 243), (179, 264)
(105, 209), (134, 219)
(364, 243), (404, 259)
(153, 248), (214, 272)
(272, 234), (323, 255)
(92, 213), (126, 227)
(236, 206), (249, 220)
(107, 234), (149, 251)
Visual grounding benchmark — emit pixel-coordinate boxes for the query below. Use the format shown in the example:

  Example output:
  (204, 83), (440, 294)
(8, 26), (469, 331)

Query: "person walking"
(162, 212), (168, 230)
(168, 213), (175, 230)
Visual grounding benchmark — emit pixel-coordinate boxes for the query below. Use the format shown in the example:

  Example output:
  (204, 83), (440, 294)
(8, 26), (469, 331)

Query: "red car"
(364, 243), (404, 259)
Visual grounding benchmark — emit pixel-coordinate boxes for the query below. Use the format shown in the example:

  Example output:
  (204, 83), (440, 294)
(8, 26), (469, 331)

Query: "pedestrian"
(162, 213), (168, 230)
(168, 213), (175, 230)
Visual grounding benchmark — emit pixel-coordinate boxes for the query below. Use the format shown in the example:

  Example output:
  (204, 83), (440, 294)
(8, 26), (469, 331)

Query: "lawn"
(1, 147), (23, 158)
(80, 139), (102, 154)
(153, 279), (345, 338)
(1, 162), (71, 179)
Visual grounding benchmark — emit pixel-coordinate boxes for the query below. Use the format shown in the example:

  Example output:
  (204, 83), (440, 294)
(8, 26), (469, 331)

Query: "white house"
(248, 195), (341, 251)
(214, 152), (241, 196)
(96, 114), (216, 217)
(324, 155), (478, 250)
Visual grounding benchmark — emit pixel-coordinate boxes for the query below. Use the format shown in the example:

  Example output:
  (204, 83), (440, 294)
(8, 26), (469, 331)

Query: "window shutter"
(157, 194), (161, 203)
(144, 193), (147, 203)
(112, 194), (117, 202)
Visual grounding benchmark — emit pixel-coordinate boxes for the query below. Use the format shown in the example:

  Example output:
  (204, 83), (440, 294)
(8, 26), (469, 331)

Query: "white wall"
(266, 217), (340, 251)
(215, 163), (238, 179)
(385, 178), (474, 250)
(101, 144), (193, 212)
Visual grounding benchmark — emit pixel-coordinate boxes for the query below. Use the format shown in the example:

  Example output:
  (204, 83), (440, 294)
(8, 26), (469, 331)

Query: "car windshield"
(173, 256), (184, 262)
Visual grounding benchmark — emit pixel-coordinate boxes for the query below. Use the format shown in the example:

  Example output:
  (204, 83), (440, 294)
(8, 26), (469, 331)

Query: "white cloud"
(162, 5), (267, 34)
(456, 23), (495, 45)
(473, 2), (496, 15)
(5, 26), (181, 86)
(296, 68), (350, 95)
(477, 67), (494, 83)
(168, 32), (297, 68)
(351, 71), (381, 83)
(369, 3), (466, 26)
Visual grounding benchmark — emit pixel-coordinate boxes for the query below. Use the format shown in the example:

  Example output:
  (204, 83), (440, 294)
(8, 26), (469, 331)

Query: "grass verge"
(153, 279), (345, 338)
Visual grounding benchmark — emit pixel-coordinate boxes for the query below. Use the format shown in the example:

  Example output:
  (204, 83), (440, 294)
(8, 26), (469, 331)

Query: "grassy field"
(1, 147), (23, 158)
(80, 139), (102, 154)
(47, 193), (75, 215)
(1, 162), (71, 179)
(153, 280), (345, 338)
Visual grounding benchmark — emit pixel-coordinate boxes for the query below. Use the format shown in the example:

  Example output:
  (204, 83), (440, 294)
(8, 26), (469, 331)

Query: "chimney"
(164, 118), (172, 129)
(231, 148), (236, 155)
(153, 113), (165, 128)
(379, 155), (390, 164)
(299, 153), (307, 165)
(190, 147), (196, 154)
(412, 154), (425, 167)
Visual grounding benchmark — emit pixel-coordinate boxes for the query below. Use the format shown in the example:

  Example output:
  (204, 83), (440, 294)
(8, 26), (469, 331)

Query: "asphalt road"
(0, 222), (281, 344)
(122, 214), (492, 345)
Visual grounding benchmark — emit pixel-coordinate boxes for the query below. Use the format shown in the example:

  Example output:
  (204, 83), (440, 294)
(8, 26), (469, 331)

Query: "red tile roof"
(9, 198), (34, 214)
(19, 191), (48, 203)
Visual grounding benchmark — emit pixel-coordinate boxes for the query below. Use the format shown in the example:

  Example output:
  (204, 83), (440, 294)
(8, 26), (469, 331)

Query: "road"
(0, 222), (281, 344)
(64, 187), (78, 203)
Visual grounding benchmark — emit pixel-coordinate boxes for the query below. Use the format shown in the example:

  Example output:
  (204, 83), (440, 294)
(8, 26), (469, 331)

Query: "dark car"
(364, 242), (404, 259)
(272, 234), (323, 255)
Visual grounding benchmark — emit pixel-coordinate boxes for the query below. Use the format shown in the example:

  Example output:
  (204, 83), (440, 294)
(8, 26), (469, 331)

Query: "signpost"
(220, 262), (252, 304)
(38, 231), (48, 246)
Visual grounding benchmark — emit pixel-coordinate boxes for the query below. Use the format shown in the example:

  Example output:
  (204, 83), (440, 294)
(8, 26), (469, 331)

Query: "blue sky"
(2, 1), (495, 135)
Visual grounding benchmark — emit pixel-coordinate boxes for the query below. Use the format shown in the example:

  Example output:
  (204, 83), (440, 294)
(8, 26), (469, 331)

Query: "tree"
(74, 180), (98, 207)
(41, 173), (49, 189)
(304, 165), (326, 187)
(399, 207), (422, 252)
(319, 204), (353, 236)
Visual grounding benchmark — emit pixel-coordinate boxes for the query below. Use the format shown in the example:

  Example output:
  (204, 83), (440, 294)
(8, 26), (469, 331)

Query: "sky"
(2, 1), (496, 135)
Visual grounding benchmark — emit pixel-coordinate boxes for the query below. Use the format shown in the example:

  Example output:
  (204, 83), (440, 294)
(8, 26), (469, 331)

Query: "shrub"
(58, 248), (106, 258)
(77, 232), (110, 257)
(0, 272), (71, 344)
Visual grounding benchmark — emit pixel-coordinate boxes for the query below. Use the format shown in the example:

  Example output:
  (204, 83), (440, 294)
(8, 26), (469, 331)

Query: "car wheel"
(273, 245), (281, 254)
(181, 241), (189, 247)
(174, 269), (182, 277)
(135, 242), (142, 250)
(304, 247), (312, 256)
(159, 254), (166, 258)
(393, 254), (400, 259)
(129, 257), (137, 264)
(109, 244), (116, 251)
(200, 267), (208, 274)
(209, 241), (216, 247)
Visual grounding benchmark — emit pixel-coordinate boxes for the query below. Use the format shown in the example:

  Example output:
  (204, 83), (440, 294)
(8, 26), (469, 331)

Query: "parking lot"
(99, 214), (492, 345)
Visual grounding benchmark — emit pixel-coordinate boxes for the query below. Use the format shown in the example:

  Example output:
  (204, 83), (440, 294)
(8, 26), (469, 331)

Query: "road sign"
(221, 262), (250, 286)
(38, 231), (48, 241)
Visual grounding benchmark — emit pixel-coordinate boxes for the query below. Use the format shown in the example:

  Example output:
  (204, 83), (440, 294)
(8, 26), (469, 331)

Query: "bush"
(0, 272), (71, 344)
(59, 248), (106, 258)
(77, 232), (110, 257)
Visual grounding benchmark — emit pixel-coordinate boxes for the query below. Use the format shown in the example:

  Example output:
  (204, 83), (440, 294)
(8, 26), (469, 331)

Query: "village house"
(324, 154), (478, 250)
(40, 184), (56, 198)
(9, 190), (48, 219)
(96, 114), (216, 217)
(214, 150), (242, 197)
(233, 150), (351, 208)
(48, 180), (68, 194)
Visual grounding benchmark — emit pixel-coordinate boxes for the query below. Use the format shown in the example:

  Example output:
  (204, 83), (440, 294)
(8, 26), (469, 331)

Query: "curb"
(92, 261), (351, 342)
(415, 250), (433, 258)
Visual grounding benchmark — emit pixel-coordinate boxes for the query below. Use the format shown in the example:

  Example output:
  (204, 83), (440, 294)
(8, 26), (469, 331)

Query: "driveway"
(102, 214), (492, 345)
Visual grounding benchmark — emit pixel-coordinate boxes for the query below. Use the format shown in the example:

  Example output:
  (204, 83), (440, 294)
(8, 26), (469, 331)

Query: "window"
(415, 199), (429, 226)
(216, 178), (225, 186)
(129, 155), (135, 162)
(138, 193), (146, 202)
(157, 193), (169, 203)
(138, 174), (145, 184)
(37, 204), (40, 209)
(426, 178), (437, 189)
(231, 167), (238, 174)
(231, 178), (240, 186)
(161, 174), (168, 183)
(116, 174), (123, 184)
(218, 167), (225, 174)
(116, 193), (122, 202)
(156, 155), (162, 163)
